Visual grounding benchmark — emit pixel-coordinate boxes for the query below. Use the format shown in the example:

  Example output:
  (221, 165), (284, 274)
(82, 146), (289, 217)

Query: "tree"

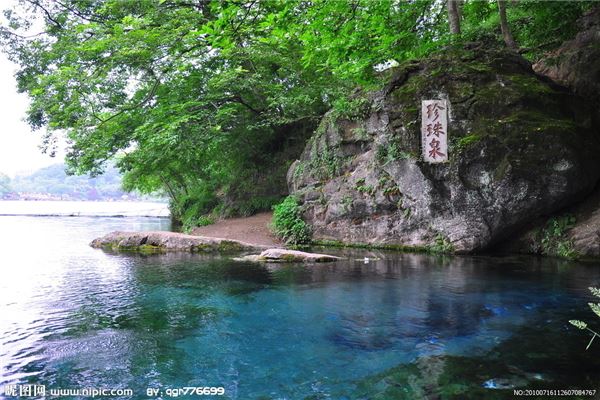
(0, 0), (593, 225)
(447, 0), (462, 35)
(1, 0), (345, 221)
(497, 0), (517, 49)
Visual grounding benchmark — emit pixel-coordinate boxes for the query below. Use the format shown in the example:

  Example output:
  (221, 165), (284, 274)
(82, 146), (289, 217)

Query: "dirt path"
(190, 212), (281, 247)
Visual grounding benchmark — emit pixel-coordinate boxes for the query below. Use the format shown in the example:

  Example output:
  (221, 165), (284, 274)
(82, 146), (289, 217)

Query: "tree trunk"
(498, 0), (518, 49)
(447, 0), (461, 35)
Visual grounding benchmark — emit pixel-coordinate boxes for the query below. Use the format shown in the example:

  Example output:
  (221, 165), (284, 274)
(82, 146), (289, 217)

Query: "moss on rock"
(90, 231), (266, 254)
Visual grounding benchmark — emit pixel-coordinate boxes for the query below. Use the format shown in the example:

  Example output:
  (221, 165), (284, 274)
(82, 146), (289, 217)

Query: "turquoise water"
(1, 216), (599, 399)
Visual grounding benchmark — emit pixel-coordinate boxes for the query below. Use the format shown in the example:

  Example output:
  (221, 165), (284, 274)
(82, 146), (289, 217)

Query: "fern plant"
(570, 287), (600, 350)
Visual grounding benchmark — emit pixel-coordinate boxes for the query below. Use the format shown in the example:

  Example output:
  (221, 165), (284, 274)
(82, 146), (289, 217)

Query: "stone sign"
(421, 99), (448, 163)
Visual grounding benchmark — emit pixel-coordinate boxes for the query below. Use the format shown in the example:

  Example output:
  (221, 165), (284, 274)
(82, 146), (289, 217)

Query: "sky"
(0, 52), (66, 178)
(0, 2), (65, 178)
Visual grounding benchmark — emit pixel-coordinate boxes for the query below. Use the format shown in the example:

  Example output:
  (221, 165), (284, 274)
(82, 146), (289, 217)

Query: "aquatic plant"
(569, 287), (600, 350)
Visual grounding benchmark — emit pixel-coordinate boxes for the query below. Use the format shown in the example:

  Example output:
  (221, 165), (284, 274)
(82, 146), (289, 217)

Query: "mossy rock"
(289, 45), (600, 253)
(90, 231), (265, 254)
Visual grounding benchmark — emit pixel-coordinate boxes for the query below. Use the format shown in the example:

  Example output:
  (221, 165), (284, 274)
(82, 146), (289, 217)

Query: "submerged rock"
(237, 248), (341, 263)
(288, 46), (600, 253)
(90, 231), (266, 253)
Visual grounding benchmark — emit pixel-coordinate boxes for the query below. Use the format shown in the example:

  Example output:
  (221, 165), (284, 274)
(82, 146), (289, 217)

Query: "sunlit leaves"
(570, 320), (588, 330)
(1, 0), (593, 218)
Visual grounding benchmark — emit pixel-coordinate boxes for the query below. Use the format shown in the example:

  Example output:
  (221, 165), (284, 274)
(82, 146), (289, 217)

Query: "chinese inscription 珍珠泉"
(421, 100), (448, 163)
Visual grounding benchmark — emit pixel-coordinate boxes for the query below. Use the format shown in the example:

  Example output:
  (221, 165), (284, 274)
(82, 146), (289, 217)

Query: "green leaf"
(589, 303), (600, 319)
(569, 320), (587, 330)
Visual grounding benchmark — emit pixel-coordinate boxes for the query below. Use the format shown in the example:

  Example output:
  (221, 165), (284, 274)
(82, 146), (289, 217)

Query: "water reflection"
(0, 216), (599, 399)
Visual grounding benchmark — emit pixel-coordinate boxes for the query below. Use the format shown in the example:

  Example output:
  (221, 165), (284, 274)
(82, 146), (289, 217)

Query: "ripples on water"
(0, 216), (599, 399)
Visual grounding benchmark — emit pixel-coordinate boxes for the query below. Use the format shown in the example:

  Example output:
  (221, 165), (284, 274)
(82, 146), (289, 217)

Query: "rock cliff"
(288, 46), (600, 253)
(503, 7), (600, 259)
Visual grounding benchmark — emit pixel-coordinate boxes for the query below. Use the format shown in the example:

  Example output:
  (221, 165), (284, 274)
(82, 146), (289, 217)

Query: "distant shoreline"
(0, 198), (167, 202)
(0, 200), (170, 218)
(0, 214), (170, 218)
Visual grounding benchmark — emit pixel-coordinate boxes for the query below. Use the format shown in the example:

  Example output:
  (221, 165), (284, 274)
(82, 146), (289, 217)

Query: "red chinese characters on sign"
(426, 102), (445, 122)
(428, 138), (445, 159)
(421, 100), (448, 162)
(426, 121), (444, 138)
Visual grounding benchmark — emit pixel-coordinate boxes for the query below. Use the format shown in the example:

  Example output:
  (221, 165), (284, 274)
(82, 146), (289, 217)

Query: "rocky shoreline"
(90, 231), (343, 262)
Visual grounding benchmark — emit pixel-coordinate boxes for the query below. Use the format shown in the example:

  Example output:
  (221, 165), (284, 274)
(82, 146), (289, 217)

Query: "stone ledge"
(90, 231), (267, 253)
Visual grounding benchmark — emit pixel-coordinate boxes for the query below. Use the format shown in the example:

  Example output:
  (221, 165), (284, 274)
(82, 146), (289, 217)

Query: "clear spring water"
(0, 216), (599, 399)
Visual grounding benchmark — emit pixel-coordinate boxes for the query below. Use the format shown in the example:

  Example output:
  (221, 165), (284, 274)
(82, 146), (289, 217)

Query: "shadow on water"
(353, 319), (600, 400)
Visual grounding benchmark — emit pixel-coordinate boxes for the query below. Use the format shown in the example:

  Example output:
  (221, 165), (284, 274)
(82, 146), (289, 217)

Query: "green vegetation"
(453, 134), (481, 152)
(341, 195), (353, 213)
(312, 239), (429, 253)
(271, 196), (311, 245)
(0, 0), (593, 227)
(376, 142), (414, 165)
(429, 233), (455, 254)
(540, 215), (577, 259)
(307, 144), (344, 181)
(330, 97), (372, 121)
(570, 287), (600, 350)
(355, 178), (375, 196)
(182, 215), (214, 234)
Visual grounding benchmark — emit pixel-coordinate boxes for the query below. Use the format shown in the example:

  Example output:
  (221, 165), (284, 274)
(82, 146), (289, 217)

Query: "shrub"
(170, 186), (218, 233)
(272, 196), (312, 245)
(221, 195), (281, 218)
(541, 215), (577, 259)
(182, 215), (215, 233)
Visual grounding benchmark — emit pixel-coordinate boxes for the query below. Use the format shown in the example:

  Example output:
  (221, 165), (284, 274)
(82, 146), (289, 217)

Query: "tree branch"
(29, 0), (63, 29)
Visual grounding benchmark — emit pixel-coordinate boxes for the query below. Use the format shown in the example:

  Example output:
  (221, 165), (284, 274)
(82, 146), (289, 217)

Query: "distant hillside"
(2, 164), (165, 201)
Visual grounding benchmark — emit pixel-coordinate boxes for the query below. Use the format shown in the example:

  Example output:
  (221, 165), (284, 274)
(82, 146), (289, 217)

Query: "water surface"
(1, 216), (599, 399)
(0, 200), (169, 217)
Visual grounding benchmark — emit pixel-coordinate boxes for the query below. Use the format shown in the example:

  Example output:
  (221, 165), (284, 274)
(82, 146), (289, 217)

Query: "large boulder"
(288, 46), (600, 253)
